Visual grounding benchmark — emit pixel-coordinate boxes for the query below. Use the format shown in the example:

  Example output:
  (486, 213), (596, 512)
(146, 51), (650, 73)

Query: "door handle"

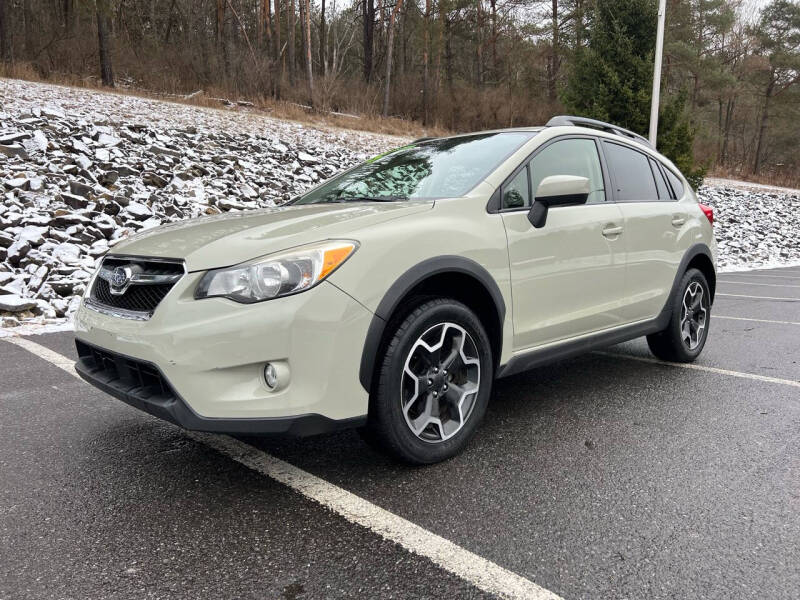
(671, 215), (686, 227)
(602, 225), (624, 238)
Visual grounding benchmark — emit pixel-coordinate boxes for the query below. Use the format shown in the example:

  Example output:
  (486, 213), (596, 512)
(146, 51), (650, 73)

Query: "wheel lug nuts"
(427, 378), (433, 386)
(434, 367), (439, 373)
(433, 391), (438, 397)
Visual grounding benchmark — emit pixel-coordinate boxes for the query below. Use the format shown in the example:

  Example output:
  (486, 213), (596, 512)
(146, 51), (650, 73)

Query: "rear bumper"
(75, 340), (365, 436)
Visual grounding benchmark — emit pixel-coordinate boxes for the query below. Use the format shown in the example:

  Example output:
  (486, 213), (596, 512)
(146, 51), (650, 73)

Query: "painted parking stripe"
(717, 293), (799, 301)
(2, 336), (563, 600)
(718, 280), (800, 288)
(720, 273), (800, 280)
(596, 351), (800, 389)
(715, 315), (800, 326)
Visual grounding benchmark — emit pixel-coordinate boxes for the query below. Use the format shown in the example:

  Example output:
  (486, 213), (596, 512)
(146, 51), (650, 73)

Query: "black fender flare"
(358, 256), (506, 392)
(667, 242), (716, 306)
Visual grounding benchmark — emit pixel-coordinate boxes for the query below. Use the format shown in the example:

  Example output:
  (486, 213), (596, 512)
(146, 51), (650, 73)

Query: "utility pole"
(649, 0), (667, 147)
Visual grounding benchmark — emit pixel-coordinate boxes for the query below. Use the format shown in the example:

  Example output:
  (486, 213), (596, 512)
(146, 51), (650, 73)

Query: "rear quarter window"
(663, 168), (685, 199)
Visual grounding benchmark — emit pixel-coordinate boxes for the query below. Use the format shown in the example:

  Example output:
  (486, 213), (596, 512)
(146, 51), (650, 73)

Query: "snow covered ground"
(1, 78), (798, 333)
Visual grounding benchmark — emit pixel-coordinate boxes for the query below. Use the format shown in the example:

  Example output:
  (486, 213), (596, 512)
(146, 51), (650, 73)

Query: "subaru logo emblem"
(112, 266), (131, 289)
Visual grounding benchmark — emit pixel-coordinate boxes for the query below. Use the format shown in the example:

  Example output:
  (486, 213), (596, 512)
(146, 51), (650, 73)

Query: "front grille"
(88, 256), (184, 319)
(76, 340), (177, 402)
(93, 278), (174, 312)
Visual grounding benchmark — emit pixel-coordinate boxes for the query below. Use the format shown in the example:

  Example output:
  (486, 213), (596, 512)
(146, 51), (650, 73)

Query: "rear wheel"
(647, 268), (711, 362)
(361, 298), (493, 464)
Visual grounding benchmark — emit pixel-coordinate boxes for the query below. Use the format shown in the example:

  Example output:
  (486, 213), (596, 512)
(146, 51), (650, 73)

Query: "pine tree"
(562, 0), (704, 185)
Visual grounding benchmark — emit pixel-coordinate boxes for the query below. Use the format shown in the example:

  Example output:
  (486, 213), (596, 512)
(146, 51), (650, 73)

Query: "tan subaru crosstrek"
(74, 116), (717, 464)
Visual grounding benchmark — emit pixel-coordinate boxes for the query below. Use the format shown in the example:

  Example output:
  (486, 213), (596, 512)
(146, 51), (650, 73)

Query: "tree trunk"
(382, 0), (404, 117)
(288, 0), (295, 83)
(548, 0), (559, 102)
(753, 76), (774, 174)
(300, 0), (313, 105)
(319, 0), (326, 77)
(275, 0), (282, 93)
(0, 0), (9, 62)
(97, 0), (114, 87)
(215, 0), (225, 47)
(490, 0), (497, 82)
(63, 0), (73, 35)
(422, 0), (431, 125)
(362, 0), (375, 83)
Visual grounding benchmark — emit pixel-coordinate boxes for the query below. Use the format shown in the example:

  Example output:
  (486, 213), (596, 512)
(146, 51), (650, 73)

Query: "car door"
(500, 136), (627, 351)
(601, 141), (688, 323)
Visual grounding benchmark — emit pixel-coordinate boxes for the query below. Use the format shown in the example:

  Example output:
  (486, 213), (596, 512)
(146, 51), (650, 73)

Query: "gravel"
(0, 79), (798, 332)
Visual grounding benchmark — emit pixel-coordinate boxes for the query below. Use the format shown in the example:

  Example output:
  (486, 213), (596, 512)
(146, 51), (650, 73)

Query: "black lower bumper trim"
(74, 339), (366, 437)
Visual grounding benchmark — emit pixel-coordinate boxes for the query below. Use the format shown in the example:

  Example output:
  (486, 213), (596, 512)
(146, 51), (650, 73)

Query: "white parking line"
(596, 351), (800, 388)
(717, 293), (799, 301)
(2, 336), (563, 600)
(722, 273), (800, 280)
(718, 280), (800, 288)
(715, 315), (800, 326)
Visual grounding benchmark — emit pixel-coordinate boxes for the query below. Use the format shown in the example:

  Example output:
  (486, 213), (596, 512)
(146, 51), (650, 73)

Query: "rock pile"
(0, 79), (396, 329)
(697, 184), (800, 272)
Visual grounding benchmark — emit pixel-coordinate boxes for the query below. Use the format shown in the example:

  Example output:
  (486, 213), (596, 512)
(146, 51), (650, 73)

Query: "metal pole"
(649, 0), (667, 147)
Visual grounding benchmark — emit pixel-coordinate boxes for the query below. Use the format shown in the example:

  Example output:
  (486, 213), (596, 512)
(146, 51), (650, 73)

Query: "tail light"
(699, 203), (714, 226)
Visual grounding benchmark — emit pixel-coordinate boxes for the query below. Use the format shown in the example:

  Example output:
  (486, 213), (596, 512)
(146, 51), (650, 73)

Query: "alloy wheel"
(680, 281), (708, 350)
(400, 322), (481, 443)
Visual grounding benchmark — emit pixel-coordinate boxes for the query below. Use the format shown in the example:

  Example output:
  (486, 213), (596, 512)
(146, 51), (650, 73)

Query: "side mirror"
(528, 175), (590, 228)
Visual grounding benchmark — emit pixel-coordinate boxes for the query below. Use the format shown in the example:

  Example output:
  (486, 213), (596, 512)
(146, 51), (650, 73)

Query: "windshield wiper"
(329, 195), (407, 203)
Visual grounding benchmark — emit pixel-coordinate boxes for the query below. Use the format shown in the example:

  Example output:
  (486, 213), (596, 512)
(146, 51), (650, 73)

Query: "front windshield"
(292, 131), (534, 204)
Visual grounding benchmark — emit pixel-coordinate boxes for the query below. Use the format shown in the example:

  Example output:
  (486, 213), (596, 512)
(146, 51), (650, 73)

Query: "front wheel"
(647, 268), (711, 362)
(361, 298), (494, 464)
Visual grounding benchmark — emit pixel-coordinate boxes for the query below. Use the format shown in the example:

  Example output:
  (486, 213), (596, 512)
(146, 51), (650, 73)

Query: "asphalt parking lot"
(1, 266), (798, 600)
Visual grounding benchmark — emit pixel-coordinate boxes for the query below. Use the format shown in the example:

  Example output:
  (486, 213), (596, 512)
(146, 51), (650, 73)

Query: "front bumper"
(74, 274), (373, 431)
(74, 340), (365, 435)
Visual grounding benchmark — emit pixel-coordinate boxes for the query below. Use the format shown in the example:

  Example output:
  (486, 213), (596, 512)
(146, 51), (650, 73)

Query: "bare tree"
(422, 0), (431, 125)
(288, 0), (295, 83)
(362, 0), (375, 82)
(382, 0), (404, 116)
(96, 0), (114, 87)
(0, 0), (10, 61)
(299, 0), (313, 105)
(320, 0), (326, 77)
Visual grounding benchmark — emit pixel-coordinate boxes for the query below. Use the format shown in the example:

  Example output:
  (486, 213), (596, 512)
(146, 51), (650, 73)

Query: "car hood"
(109, 201), (434, 271)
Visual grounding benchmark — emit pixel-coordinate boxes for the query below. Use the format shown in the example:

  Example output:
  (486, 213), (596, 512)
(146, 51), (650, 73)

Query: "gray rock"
(125, 201), (152, 220)
(0, 294), (37, 312)
(0, 144), (28, 159)
(96, 133), (122, 147)
(28, 265), (49, 292)
(51, 243), (82, 264)
(0, 131), (30, 144)
(17, 225), (48, 246)
(31, 130), (48, 153)
(60, 192), (90, 209)
(7, 240), (31, 265)
(68, 180), (94, 198)
(41, 105), (66, 119)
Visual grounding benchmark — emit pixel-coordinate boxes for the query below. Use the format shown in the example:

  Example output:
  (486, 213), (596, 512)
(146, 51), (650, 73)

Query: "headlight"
(194, 240), (358, 303)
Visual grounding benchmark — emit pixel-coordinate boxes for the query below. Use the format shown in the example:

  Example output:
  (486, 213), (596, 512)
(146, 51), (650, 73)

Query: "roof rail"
(412, 136), (437, 144)
(545, 115), (652, 148)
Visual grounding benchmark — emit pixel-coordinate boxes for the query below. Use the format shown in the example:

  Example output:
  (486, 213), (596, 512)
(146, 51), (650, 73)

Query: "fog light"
(264, 363), (279, 390)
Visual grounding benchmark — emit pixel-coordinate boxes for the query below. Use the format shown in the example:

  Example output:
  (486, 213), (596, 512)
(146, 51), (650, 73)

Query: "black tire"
(646, 268), (711, 362)
(360, 298), (494, 465)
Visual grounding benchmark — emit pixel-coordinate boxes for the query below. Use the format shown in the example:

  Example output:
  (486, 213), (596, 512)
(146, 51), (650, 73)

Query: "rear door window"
(603, 141), (659, 202)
